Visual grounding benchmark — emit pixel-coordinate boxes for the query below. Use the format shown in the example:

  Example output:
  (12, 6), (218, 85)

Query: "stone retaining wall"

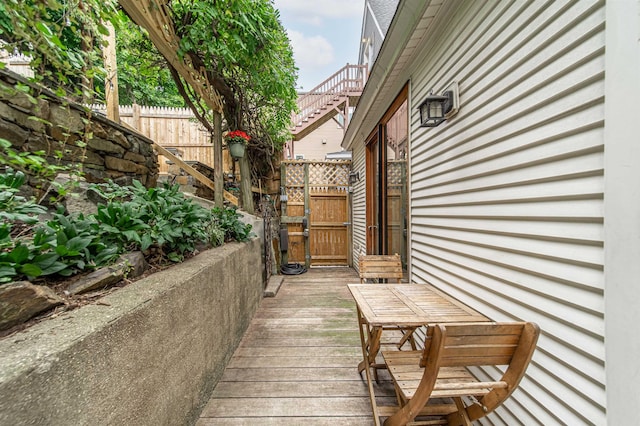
(0, 69), (158, 195)
(0, 239), (263, 425)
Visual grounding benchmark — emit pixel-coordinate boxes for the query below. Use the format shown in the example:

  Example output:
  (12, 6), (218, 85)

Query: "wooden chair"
(380, 322), (539, 426)
(359, 254), (404, 284)
(358, 254), (416, 351)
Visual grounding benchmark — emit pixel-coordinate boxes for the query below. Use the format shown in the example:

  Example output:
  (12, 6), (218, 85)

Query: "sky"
(273, 0), (366, 91)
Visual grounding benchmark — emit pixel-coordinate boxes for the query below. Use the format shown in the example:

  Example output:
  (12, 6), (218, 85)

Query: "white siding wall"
(408, 1), (605, 425)
(351, 138), (367, 268)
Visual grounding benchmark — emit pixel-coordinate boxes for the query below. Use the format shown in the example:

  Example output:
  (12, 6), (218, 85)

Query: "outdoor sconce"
(349, 171), (360, 185)
(418, 91), (453, 127)
(418, 82), (459, 127)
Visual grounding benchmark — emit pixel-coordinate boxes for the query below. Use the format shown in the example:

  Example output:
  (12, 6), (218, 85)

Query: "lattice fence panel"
(283, 160), (351, 200)
(309, 161), (350, 193)
(284, 162), (305, 203)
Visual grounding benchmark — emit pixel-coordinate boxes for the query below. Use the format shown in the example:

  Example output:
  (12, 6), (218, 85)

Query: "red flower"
(226, 130), (250, 142)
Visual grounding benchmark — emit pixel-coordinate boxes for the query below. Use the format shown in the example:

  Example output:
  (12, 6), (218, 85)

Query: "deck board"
(196, 267), (395, 425)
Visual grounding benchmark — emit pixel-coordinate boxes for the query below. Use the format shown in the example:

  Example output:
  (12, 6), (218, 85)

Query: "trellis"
(283, 161), (350, 202)
(118, 0), (223, 114)
(117, 0), (242, 210)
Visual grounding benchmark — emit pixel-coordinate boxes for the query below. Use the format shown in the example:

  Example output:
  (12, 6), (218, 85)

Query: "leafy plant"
(0, 175), (253, 284)
(0, 0), (118, 100)
(0, 167), (48, 226)
(212, 206), (253, 243)
(36, 210), (120, 275)
(0, 208), (119, 283)
(0, 139), (64, 183)
(92, 180), (246, 262)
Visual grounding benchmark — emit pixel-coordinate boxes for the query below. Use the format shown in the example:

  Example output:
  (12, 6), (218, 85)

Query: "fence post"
(239, 155), (254, 214)
(304, 162), (310, 270)
(213, 112), (223, 208)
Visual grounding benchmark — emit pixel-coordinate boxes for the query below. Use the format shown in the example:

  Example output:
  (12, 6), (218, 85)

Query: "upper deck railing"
(291, 64), (367, 129)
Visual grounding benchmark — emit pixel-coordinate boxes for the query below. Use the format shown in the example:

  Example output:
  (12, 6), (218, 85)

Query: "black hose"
(280, 263), (307, 275)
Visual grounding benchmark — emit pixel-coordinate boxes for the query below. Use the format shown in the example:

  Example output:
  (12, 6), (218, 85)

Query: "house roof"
(325, 151), (352, 160)
(343, 0), (449, 149)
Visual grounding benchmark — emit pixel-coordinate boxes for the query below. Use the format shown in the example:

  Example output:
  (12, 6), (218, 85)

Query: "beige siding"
(294, 117), (346, 160)
(409, 1), (605, 425)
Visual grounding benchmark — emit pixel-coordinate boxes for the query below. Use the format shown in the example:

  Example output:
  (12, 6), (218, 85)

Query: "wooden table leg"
(355, 306), (381, 426)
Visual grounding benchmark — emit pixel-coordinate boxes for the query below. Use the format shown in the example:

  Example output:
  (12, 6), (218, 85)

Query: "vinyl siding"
(294, 118), (345, 160)
(351, 138), (367, 269)
(408, 1), (605, 425)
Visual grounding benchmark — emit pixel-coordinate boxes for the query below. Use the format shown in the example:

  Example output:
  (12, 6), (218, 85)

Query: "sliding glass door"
(365, 87), (408, 267)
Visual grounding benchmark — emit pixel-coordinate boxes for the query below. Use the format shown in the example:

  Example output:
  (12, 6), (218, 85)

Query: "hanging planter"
(225, 130), (250, 159)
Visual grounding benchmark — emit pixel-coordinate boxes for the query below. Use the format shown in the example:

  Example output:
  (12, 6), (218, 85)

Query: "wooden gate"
(281, 160), (351, 267)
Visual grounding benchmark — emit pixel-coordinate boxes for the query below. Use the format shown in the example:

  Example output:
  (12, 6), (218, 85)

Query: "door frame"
(365, 84), (409, 255)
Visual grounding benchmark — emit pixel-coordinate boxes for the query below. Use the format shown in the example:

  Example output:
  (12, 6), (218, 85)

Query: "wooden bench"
(380, 322), (539, 426)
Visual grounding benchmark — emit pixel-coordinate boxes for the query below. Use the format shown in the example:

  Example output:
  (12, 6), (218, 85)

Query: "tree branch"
(168, 64), (213, 133)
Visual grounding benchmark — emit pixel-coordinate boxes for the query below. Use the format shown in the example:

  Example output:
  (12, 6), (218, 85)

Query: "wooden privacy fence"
(281, 160), (351, 267)
(90, 104), (214, 174)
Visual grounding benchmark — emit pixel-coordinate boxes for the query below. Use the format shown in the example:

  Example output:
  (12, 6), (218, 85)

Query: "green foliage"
(96, 182), (207, 260)
(0, 168), (49, 280)
(0, 138), (83, 208)
(0, 139), (64, 183)
(212, 206), (253, 243)
(0, 0), (118, 99)
(0, 168), (48, 225)
(0, 174), (254, 284)
(113, 14), (186, 107)
(1, 208), (119, 283)
(170, 0), (298, 151)
(2, 0), (298, 178)
(90, 180), (251, 261)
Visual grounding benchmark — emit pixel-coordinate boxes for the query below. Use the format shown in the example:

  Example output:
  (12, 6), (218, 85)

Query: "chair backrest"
(418, 322), (539, 421)
(358, 254), (403, 283)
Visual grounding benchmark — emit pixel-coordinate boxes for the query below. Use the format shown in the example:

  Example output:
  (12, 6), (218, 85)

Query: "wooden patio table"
(347, 283), (489, 426)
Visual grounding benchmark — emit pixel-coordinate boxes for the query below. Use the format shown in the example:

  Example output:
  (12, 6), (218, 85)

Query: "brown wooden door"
(309, 191), (349, 265)
(282, 161), (350, 267)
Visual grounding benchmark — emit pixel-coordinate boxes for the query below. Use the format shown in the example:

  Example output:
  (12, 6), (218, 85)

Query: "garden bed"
(0, 238), (263, 425)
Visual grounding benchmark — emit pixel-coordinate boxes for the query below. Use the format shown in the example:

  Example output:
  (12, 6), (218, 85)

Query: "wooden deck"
(196, 267), (396, 425)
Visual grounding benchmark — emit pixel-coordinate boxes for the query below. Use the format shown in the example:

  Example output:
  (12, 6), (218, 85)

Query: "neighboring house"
(288, 64), (366, 160)
(287, 112), (346, 160)
(358, 0), (399, 72)
(342, 1), (639, 425)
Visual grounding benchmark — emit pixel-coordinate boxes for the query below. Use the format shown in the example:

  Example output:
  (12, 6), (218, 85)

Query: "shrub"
(0, 175), (255, 284)
(212, 206), (253, 243)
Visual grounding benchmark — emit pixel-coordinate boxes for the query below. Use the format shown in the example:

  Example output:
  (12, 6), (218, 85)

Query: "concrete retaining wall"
(0, 239), (263, 426)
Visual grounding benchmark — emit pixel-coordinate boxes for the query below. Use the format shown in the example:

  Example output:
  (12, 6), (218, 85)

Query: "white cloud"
(287, 29), (334, 68)
(274, 0), (364, 25)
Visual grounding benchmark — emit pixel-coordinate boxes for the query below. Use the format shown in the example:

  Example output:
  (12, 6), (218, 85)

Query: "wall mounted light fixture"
(349, 171), (360, 185)
(418, 82), (459, 127)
